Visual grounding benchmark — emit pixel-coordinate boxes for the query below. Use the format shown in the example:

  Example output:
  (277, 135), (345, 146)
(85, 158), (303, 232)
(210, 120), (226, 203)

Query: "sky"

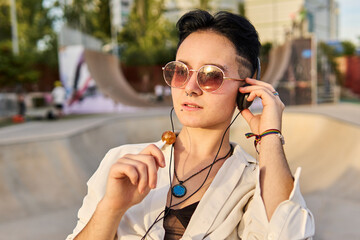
(338, 0), (360, 44)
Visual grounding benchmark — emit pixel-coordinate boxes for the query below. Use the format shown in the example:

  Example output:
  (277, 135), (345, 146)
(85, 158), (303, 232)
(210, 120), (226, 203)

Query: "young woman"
(67, 10), (314, 240)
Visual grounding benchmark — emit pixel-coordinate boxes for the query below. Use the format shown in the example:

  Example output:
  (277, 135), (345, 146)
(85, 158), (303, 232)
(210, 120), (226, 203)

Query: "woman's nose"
(184, 71), (202, 95)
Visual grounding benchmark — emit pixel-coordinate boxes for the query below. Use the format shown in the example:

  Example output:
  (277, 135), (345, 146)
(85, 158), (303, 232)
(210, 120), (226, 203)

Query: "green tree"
(0, 1), (12, 41)
(260, 42), (272, 57)
(63, 0), (112, 43)
(0, 0), (59, 89)
(0, 42), (39, 88)
(238, 2), (246, 16)
(94, 0), (111, 41)
(341, 41), (356, 56)
(198, 0), (212, 10)
(62, 0), (92, 32)
(118, 0), (177, 65)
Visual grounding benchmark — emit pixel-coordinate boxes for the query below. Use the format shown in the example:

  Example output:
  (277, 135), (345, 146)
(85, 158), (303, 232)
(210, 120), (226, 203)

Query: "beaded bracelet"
(245, 129), (285, 153)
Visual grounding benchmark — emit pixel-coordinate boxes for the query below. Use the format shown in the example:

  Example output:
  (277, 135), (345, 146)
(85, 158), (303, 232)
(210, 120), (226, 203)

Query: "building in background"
(245, 0), (339, 44)
(305, 0), (339, 41)
(110, 0), (133, 30)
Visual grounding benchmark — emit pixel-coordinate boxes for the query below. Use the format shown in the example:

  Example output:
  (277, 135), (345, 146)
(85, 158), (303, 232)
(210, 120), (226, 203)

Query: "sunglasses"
(162, 61), (245, 92)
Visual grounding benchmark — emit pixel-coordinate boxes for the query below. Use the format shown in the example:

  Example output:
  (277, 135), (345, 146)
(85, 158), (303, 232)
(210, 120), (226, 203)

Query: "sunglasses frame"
(162, 61), (245, 92)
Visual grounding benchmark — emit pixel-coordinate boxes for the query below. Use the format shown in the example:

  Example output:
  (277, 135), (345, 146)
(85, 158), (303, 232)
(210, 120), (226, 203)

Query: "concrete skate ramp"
(0, 109), (177, 240)
(262, 41), (292, 88)
(232, 107), (360, 239)
(0, 104), (359, 239)
(283, 113), (360, 239)
(84, 50), (155, 107)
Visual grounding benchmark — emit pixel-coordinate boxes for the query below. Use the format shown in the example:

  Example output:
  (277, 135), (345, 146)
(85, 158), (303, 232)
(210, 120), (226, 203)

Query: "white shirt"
(66, 140), (315, 239)
(51, 86), (66, 105)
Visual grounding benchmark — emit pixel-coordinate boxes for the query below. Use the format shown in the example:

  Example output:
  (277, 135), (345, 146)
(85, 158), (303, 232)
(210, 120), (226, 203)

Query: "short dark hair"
(176, 10), (261, 78)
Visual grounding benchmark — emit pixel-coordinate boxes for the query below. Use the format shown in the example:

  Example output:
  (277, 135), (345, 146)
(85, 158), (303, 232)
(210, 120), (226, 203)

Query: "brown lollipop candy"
(161, 131), (176, 145)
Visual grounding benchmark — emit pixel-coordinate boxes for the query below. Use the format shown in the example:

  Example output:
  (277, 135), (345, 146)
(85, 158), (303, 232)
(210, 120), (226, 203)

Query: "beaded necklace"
(171, 144), (234, 198)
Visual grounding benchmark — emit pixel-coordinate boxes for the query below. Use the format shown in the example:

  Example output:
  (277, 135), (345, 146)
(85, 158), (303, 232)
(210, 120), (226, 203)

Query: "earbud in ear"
(236, 85), (253, 111)
(236, 57), (261, 111)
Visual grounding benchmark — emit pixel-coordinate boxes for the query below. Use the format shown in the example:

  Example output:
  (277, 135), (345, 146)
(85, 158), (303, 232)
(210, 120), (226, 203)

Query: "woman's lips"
(182, 102), (202, 110)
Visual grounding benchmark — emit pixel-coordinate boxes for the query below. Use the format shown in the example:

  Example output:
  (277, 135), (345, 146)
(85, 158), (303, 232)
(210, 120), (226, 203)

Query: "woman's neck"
(175, 126), (231, 161)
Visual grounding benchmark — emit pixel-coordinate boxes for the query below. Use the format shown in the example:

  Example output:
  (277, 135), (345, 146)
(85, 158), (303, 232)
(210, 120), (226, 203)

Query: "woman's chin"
(179, 118), (228, 130)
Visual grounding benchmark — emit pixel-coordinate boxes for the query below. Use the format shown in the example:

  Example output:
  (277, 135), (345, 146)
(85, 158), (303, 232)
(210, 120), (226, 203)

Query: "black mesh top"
(163, 201), (200, 240)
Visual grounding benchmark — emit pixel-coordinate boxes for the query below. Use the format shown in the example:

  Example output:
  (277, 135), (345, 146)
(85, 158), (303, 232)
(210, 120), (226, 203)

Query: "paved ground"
(0, 103), (359, 240)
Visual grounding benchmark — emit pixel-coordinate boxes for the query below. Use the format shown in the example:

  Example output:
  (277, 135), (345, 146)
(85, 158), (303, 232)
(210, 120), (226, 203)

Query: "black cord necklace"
(171, 144), (234, 198)
(141, 108), (241, 239)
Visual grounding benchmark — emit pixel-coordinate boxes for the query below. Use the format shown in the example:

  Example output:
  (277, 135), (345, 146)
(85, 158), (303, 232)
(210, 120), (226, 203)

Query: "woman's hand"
(102, 144), (166, 213)
(239, 77), (285, 134)
(239, 78), (294, 221)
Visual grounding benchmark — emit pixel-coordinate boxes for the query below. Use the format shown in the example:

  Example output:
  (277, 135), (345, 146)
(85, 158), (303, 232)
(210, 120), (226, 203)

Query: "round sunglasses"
(162, 61), (245, 92)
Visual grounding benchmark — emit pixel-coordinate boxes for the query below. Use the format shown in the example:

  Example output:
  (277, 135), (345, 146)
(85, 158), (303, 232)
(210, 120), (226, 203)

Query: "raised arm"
(239, 78), (294, 220)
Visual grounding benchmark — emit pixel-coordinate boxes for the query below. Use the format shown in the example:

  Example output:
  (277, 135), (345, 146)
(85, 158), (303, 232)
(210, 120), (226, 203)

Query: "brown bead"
(161, 131), (176, 145)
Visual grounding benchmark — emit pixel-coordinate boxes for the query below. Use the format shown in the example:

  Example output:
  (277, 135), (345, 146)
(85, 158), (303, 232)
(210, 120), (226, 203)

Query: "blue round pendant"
(172, 184), (187, 198)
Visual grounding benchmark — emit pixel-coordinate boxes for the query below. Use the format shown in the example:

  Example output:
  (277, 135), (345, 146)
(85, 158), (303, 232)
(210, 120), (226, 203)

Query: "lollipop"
(161, 131), (176, 145)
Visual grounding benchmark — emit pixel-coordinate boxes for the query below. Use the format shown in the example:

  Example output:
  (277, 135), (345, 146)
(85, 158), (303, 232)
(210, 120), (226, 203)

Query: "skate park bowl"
(0, 103), (359, 239)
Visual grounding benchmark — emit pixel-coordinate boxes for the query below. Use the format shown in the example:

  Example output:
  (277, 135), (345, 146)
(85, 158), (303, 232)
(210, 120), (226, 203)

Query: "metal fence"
(0, 93), (17, 117)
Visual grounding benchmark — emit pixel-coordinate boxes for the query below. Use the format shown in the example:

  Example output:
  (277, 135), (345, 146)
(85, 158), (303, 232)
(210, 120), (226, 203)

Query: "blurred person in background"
(155, 84), (164, 102)
(17, 92), (26, 118)
(67, 10), (314, 240)
(12, 90), (26, 123)
(51, 81), (66, 118)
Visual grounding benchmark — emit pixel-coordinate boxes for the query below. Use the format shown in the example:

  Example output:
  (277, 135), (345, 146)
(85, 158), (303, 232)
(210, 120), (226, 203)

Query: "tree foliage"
(0, 0), (59, 89)
(238, 2), (246, 16)
(0, 42), (39, 87)
(341, 41), (356, 56)
(198, 0), (212, 10)
(63, 0), (112, 42)
(0, 2), (12, 41)
(118, 0), (177, 65)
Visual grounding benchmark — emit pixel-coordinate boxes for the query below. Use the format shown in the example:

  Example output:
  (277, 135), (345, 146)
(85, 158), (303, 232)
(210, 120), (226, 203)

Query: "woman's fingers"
(120, 156), (157, 193)
(104, 144), (166, 210)
(245, 77), (276, 91)
(239, 82), (281, 104)
(239, 78), (285, 133)
(109, 162), (139, 186)
(112, 144), (165, 194)
(140, 144), (166, 168)
(240, 108), (254, 125)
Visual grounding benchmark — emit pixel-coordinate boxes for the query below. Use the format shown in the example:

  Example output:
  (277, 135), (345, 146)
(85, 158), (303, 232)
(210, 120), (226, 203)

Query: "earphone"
(236, 57), (261, 111)
(141, 57), (261, 238)
(141, 108), (241, 239)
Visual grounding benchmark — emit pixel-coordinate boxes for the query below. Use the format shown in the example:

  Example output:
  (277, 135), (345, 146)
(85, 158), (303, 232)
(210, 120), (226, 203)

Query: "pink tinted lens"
(163, 62), (188, 88)
(198, 66), (223, 92)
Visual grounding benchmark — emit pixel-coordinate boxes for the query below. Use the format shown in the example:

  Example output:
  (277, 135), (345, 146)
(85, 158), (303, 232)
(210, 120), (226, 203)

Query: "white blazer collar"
(182, 144), (255, 239)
